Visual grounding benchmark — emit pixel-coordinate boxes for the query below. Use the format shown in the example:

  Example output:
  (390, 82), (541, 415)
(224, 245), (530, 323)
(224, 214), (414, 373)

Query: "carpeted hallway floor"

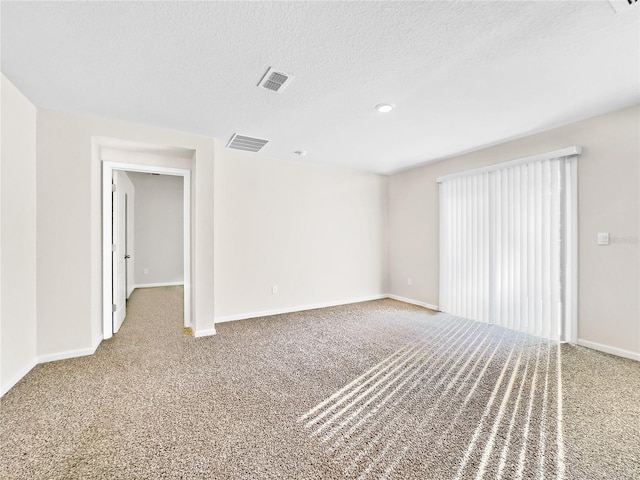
(1, 286), (639, 479)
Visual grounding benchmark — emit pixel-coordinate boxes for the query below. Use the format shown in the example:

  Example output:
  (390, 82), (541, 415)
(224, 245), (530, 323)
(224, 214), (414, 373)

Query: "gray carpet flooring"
(1, 286), (639, 479)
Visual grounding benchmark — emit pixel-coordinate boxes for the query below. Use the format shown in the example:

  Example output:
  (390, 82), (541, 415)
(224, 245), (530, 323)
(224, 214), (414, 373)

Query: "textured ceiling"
(2, 1), (638, 173)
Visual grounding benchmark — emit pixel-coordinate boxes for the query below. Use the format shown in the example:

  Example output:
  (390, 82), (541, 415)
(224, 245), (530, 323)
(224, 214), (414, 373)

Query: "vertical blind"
(438, 147), (580, 341)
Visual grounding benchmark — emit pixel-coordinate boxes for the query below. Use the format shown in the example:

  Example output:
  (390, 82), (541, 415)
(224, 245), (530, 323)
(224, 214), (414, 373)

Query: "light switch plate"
(597, 232), (610, 246)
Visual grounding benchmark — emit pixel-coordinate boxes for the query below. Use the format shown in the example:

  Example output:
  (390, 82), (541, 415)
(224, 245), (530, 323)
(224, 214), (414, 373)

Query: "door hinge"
(112, 244), (116, 252)
(112, 304), (117, 312)
(112, 184), (117, 192)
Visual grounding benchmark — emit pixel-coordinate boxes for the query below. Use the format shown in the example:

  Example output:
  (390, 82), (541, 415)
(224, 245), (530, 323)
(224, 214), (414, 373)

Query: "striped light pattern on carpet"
(300, 314), (564, 480)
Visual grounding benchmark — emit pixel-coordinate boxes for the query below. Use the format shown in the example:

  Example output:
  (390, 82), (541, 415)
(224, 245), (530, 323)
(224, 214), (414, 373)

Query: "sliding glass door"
(438, 148), (579, 341)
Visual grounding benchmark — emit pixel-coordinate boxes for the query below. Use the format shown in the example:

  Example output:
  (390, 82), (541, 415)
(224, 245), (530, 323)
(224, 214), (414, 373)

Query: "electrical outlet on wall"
(272, 285), (279, 295)
(144, 268), (149, 275)
(407, 277), (413, 286)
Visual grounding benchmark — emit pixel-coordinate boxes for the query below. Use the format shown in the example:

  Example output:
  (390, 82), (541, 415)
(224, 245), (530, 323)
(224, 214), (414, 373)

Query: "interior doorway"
(102, 161), (191, 340)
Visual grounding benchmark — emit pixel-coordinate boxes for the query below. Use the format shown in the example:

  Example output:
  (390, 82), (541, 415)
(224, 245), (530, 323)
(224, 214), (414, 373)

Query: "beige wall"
(213, 148), (388, 319)
(388, 105), (640, 357)
(1, 75), (37, 394)
(36, 109), (216, 357)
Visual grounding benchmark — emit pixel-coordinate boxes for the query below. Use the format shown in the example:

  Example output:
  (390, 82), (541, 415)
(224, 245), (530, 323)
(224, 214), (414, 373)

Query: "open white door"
(112, 172), (127, 333)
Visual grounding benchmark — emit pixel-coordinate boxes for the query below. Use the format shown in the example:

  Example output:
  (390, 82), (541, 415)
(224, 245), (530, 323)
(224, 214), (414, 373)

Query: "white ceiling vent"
(226, 133), (269, 153)
(257, 67), (294, 93)
(609, 0), (638, 13)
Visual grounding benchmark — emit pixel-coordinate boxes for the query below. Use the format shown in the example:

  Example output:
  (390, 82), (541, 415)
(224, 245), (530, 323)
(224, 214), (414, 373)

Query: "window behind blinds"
(438, 148), (579, 341)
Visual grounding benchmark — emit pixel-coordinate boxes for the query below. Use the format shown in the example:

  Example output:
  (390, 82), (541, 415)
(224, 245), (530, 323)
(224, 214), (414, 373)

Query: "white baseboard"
(215, 294), (388, 324)
(577, 339), (640, 362)
(92, 333), (103, 352)
(133, 282), (184, 290)
(1, 358), (38, 397)
(2, 336), (105, 398)
(37, 341), (101, 364)
(194, 328), (217, 338)
(386, 294), (439, 312)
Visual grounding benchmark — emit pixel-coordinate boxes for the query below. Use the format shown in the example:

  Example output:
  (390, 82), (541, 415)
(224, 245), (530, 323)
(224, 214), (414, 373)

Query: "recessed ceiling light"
(375, 103), (394, 113)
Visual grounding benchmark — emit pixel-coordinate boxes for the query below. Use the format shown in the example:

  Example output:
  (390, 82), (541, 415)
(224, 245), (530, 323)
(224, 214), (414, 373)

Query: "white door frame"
(102, 161), (191, 340)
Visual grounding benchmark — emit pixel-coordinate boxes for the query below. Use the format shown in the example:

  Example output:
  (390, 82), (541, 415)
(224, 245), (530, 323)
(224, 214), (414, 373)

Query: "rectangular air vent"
(609, 0), (638, 13)
(257, 67), (294, 93)
(226, 133), (269, 153)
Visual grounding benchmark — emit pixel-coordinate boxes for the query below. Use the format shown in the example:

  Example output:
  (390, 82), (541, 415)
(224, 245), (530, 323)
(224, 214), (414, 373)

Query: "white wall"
(128, 172), (183, 287)
(1, 75), (37, 395)
(213, 148), (388, 320)
(388, 105), (640, 359)
(36, 109), (215, 359)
